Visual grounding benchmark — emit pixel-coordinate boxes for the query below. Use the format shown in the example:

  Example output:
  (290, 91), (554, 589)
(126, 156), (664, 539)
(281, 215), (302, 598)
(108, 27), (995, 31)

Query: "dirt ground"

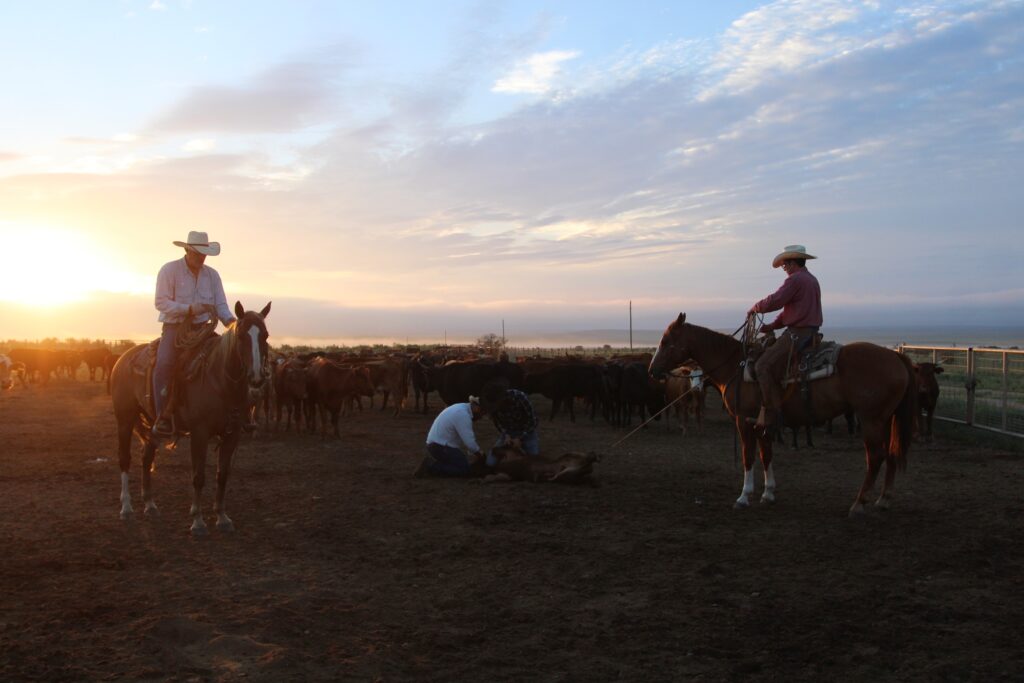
(1, 379), (1022, 682)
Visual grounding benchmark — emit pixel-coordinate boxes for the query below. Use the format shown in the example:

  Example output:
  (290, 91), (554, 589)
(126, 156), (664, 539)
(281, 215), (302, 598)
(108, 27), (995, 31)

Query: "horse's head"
(233, 301), (272, 390)
(649, 312), (690, 379)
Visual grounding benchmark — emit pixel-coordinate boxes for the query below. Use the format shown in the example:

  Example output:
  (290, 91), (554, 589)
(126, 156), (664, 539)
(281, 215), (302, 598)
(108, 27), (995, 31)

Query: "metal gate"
(898, 345), (1024, 438)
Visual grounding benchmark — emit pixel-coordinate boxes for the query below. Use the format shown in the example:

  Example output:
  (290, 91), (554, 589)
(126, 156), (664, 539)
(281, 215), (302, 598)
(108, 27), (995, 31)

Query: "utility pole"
(502, 319), (505, 346)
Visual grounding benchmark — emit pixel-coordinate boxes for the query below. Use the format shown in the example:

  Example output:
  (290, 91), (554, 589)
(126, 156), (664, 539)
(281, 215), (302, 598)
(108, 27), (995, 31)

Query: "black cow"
(410, 352), (437, 413)
(81, 347), (113, 381)
(429, 359), (525, 407)
(617, 361), (661, 426)
(523, 362), (604, 422)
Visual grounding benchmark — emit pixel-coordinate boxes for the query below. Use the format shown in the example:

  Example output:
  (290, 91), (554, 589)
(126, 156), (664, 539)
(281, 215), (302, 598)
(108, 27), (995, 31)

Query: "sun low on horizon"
(0, 225), (151, 308)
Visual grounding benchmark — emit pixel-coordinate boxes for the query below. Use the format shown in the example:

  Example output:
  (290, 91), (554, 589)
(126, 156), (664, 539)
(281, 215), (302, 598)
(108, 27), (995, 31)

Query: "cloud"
(4, 1), (1022, 339)
(149, 1), (166, 11)
(149, 51), (353, 133)
(182, 138), (216, 152)
(492, 50), (581, 94)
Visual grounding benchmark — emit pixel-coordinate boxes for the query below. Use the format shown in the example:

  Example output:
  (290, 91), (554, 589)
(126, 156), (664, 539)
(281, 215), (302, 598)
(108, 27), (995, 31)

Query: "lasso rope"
(174, 312), (219, 351)
(610, 317), (757, 452)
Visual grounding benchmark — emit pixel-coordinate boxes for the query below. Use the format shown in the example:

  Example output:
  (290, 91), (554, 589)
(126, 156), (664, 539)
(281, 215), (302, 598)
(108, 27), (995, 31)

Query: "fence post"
(965, 347), (976, 426)
(1002, 351), (1009, 432)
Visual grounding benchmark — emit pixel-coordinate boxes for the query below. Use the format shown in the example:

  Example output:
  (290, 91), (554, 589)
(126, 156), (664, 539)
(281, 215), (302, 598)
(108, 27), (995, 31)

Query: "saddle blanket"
(744, 341), (843, 385)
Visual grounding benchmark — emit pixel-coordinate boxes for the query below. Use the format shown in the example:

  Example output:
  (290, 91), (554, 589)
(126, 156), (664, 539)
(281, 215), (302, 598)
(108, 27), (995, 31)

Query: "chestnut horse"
(110, 301), (271, 536)
(649, 313), (917, 516)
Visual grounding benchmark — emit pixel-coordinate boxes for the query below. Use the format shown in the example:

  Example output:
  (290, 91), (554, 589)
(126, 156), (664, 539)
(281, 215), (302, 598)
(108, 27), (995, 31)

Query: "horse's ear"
(234, 301), (245, 318)
(676, 312), (686, 325)
(259, 301), (272, 319)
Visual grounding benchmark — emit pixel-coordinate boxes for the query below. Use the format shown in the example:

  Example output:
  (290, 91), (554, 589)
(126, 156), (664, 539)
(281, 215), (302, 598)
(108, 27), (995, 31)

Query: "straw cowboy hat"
(772, 244), (816, 268)
(173, 230), (221, 256)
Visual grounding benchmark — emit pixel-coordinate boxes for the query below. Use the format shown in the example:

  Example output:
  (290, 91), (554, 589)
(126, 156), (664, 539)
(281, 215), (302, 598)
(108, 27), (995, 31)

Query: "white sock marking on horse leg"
(736, 468), (754, 507)
(120, 472), (133, 517)
(761, 463), (777, 503)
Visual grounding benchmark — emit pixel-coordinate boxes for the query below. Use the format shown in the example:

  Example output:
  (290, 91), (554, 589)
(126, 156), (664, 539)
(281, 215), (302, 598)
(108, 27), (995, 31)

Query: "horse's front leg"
(734, 418), (759, 509)
(189, 432), (210, 537)
(214, 433), (238, 532)
(140, 438), (160, 517)
(757, 432), (777, 504)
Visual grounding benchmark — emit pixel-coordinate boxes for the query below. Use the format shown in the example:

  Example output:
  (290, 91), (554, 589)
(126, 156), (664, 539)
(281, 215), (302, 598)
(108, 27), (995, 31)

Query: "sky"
(1, 0), (1022, 345)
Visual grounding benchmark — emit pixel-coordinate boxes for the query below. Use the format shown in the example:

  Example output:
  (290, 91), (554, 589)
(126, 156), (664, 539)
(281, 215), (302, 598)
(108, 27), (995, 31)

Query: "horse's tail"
(888, 352), (918, 467)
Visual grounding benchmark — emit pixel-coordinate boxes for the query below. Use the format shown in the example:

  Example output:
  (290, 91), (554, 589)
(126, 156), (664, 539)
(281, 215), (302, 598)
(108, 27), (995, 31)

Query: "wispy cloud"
(492, 50), (581, 94)
(149, 50), (353, 133)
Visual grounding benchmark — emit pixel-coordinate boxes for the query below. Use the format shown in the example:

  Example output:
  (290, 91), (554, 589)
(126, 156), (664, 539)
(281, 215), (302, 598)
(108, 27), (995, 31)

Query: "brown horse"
(649, 313), (917, 516)
(110, 301), (271, 536)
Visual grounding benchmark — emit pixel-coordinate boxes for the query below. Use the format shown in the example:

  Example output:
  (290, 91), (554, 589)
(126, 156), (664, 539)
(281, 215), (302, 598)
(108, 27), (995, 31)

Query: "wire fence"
(899, 345), (1024, 438)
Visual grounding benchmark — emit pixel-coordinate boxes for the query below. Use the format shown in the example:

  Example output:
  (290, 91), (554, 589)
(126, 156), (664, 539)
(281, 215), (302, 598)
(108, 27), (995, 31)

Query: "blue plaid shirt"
(493, 389), (538, 438)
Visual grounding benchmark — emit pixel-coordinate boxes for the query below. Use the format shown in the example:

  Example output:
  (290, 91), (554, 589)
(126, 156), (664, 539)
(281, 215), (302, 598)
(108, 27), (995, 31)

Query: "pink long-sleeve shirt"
(752, 268), (822, 331)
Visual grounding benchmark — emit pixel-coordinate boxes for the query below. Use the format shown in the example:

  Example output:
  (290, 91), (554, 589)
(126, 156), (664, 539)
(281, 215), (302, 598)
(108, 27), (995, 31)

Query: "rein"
(608, 318), (752, 453)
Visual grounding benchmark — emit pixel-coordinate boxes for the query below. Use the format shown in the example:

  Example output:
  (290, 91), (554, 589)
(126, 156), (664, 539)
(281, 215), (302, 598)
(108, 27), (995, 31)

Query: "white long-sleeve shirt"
(155, 257), (235, 325)
(426, 403), (481, 454)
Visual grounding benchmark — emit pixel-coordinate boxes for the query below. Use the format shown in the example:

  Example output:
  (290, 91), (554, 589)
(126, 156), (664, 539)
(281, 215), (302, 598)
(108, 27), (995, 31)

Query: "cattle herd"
(1, 341), (944, 440)
(258, 348), (708, 438)
(0, 346), (119, 388)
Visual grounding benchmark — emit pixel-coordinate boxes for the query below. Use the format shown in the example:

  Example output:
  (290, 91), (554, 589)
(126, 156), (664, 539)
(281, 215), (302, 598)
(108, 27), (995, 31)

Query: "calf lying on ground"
(483, 445), (599, 484)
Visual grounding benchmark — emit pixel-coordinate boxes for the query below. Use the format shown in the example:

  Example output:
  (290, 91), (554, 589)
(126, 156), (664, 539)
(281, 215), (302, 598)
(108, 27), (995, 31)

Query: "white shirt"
(426, 403), (481, 454)
(155, 257), (234, 325)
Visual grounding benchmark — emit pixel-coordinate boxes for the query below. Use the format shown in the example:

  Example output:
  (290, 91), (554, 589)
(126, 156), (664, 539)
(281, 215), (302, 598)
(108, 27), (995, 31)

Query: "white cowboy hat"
(772, 244), (816, 268)
(173, 230), (221, 256)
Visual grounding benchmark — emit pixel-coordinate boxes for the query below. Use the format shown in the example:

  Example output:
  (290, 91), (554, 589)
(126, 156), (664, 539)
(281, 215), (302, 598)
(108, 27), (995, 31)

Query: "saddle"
(131, 334), (221, 423)
(743, 335), (842, 385)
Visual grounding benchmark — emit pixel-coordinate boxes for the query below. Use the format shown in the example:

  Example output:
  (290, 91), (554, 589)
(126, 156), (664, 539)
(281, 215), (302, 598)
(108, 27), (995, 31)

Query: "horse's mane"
(204, 322), (238, 373)
(674, 320), (741, 353)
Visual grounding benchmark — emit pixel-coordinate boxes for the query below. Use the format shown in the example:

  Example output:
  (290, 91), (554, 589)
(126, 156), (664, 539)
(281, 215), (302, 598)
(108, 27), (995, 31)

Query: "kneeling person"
(485, 386), (539, 465)
(416, 396), (487, 477)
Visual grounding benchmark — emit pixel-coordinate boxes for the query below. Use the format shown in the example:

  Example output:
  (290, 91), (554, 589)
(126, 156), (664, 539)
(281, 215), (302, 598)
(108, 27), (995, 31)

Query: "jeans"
(425, 443), (472, 477)
(152, 323), (180, 421)
(754, 326), (817, 417)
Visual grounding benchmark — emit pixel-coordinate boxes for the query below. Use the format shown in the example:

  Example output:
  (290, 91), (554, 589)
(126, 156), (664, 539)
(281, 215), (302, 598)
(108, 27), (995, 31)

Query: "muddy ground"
(1, 379), (1022, 682)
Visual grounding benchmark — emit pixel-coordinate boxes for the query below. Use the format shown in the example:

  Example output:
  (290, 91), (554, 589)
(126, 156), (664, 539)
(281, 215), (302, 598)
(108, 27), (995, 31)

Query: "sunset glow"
(0, 1), (1020, 342)
(0, 225), (149, 308)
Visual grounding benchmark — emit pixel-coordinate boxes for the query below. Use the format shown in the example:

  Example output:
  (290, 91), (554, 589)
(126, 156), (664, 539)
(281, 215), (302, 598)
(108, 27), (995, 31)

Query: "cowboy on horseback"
(152, 231), (236, 437)
(747, 244), (822, 434)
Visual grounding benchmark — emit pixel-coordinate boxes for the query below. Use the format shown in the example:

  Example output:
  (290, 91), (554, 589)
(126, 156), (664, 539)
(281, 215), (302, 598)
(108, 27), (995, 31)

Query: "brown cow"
(8, 348), (60, 384)
(664, 365), (705, 434)
(274, 357), (309, 432)
(483, 445), (600, 485)
(915, 362), (943, 440)
(309, 358), (374, 438)
(365, 356), (410, 416)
